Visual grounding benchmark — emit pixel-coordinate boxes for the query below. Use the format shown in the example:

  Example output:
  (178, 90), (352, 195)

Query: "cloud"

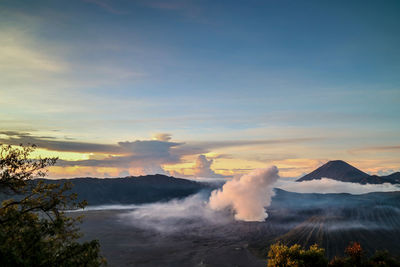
(82, 0), (127, 14)
(276, 178), (400, 194)
(186, 137), (319, 151)
(151, 133), (172, 142)
(118, 140), (181, 159)
(209, 166), (280, 222)
(170, 137), (320, 162)
(0, 131), (180, 175)
(1, 130), (317, 161)
(350, 145), (400, 154)
(0, 131), (121, 153)
(0, 131), (270, 155)
(192, 155), (225, 178)
(165, 154), (230, 179)
(56, 140), (183, 176)
(0, 130), (324, 177)
(0, 30), (66, 75)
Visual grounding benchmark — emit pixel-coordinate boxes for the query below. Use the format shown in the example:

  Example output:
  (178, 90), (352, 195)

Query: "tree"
(267, 242), (327, 267)
(368, 250), (400, 267)
(345, 241), (363, 266)
(267, 241), (400, 267)
(0, 144), (105, 266)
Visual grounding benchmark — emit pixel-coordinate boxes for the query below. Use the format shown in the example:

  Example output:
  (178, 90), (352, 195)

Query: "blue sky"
(0, 0), (399, 177)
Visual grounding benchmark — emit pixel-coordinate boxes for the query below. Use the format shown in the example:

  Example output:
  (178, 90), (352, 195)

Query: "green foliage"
(267, 242), (327, 267)
(327, 256), (347, 267)
(268, 241), (400, 267)
(0, 144), (106, 266)
(368, 250), (400, 267)
(328, 242), (400, 267)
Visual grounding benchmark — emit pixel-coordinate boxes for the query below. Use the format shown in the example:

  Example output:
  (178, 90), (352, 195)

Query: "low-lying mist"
(79, 166), (400, 234)
(119, 192), (232, 233)
(276, 177), (400, 194)
(72, 168), (400, 266)
(117, 166), (280, 232)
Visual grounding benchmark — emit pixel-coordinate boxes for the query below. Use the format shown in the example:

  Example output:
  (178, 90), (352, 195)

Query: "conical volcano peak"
(296, 160), (369, 183)
(325, 160), (349, 165)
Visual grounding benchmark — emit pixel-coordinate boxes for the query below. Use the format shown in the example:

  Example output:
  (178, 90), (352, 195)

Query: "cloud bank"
(1, 130), (318, 177)
(209, 166), (280, 222)
(276, 177), (400, 194)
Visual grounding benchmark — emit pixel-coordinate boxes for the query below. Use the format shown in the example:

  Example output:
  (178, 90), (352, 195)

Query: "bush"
(267, 242), (327, 267)
(0, 144), (106, 266)
(268, 241), (400, 267)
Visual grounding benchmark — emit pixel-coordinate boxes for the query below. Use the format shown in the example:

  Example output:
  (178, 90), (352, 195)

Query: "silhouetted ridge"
(38, 174), (207, 206)
(296, 160), (399, 184)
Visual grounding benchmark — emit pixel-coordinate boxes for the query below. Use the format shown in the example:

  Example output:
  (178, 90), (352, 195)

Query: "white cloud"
(276, 177), (400, 194)
(193, 155), (225, 178)
(152, 133), (172, 142)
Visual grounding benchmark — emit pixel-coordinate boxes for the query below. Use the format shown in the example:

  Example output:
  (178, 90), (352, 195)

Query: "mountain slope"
(296, 160), (369, 183)
(39, 174), (206, 206)
(296, 160), (399, 184)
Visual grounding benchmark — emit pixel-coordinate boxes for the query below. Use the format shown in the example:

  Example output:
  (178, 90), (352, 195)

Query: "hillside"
(39, 174), (207, 206)
(297, 160), (399, 184)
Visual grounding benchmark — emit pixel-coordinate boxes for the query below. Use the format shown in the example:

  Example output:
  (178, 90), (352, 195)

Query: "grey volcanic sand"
(74, 190), (400, 266)
(75, 209), (269, 267)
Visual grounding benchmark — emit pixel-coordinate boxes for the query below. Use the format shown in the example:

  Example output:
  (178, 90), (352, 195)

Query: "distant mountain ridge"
(37, 174), (207, 206)
(296, 160), (400, 184)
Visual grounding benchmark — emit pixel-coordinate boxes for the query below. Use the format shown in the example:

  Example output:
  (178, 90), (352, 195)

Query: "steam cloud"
(120, 193), (232, 233)
(78, 165), (400, 234)
(208, 166), (280, 222)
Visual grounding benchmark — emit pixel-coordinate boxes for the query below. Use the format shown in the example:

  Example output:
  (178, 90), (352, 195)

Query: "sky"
(0, 0), (399, 178)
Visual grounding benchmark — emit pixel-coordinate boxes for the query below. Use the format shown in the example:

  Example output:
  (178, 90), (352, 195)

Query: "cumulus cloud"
(276, 178), (400, 194)
(118, 140), (181, 160)
(209, 166), (280, 222)
(193, 155), (225, 178)
(1, 130), (322, 177)
(152, 133), (172, 142)
(55, 140), (182, 176)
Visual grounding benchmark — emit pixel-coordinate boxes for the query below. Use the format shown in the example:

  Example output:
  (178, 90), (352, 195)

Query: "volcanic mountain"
(296, 160), (400, 184)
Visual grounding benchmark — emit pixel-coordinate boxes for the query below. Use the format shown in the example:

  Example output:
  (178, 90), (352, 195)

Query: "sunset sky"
(1, 0), (399, 178)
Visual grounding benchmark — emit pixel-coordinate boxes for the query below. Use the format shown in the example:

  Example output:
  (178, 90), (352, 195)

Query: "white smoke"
(113, 166), (281, 232)
(119, 193), (232, 232)
(208, 166), (280, 222)
(77, 166), (400, 234)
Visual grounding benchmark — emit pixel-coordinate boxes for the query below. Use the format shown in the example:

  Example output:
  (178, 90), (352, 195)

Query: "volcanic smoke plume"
(208, 166), (279, 222)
